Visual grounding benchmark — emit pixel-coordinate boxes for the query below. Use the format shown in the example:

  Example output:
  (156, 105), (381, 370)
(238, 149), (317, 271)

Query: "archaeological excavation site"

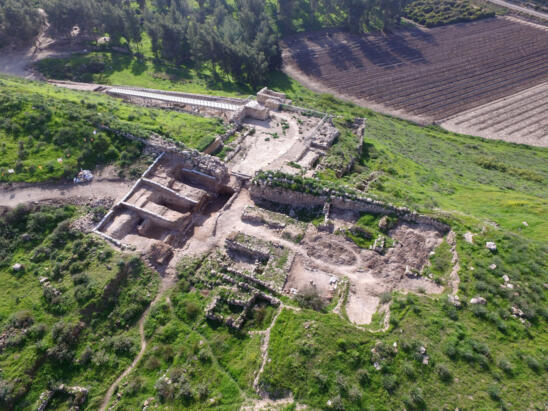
(88, 85), (456, 329)
(3, 2), (547, 408)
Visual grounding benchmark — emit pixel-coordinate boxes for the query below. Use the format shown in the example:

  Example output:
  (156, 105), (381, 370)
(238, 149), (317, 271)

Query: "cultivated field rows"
(442, 82), (548, 146)
(282, 17), (548, 145)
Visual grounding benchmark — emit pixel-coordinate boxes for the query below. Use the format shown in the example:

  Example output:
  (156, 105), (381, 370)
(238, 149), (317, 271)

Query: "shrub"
(0, 379), (15, 405)
(177, 382), (193, 401)
(198, 348), (211, 363)
(348, 385), (362, 403)
(313, 370), (329, 389)
(196, 383), (209, 400)
(79, 347), (93, 365)
(9, 310), (33, 329)
(92, 349), (111, 367)
(437, 364), (453, 382)
(145, 356), (161, 370)
(74, 284), (96, 305)
(27, 323), (46, 340)
(356, 368), (370, 386)
(125, 377), (144, 397)
(328, 395), (344, 410)
(403, 363), (415, 378)
(111, 336), (134, 355)
(526, 356), (540, 373)
(379, 292), (392, 304)
(471, 304), (488, 318)
(296, 287), (326, 312)
(155, 377), (175, 402)
(498, 358), (514, 376)
(184, 301), (200, 321)
(72, 273), (89, 285)
(410, 387), (425, 407)
(487, 384), (501, 402)
(382, 374), (398, 392)
(335, 372), (348, 393)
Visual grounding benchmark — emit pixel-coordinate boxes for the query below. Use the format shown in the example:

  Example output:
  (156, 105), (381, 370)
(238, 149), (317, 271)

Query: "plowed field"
(282, 17), (548, 145)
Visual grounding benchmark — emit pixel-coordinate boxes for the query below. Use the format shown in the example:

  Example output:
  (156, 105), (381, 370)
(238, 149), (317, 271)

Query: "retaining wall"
(250, 182), (450, 233)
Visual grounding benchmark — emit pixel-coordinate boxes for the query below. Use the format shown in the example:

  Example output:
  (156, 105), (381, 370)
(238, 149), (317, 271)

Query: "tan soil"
(282, 64), (431, 126)
(0, 178), (132, 208)
(441, 81), (548, 147)
(228, 111), (315, 175)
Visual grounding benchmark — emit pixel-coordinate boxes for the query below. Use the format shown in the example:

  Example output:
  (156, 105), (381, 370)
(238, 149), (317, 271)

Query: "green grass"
(0, 204), (159, 409)
(112, 283), (262, 410)
(261, 227), (547, 409)
(0, 75), (225, 183)
(4, 41), (548, 410)
(35, 52), (253, 98)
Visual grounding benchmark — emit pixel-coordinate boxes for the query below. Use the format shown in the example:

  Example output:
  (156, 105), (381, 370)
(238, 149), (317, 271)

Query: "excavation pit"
(95, 151), (235, 259)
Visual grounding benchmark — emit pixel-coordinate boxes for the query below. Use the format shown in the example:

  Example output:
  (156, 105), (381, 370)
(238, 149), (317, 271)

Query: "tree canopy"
(3, 0), (411, 86)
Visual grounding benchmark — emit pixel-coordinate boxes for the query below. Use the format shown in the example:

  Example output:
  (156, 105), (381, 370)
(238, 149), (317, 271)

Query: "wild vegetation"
(0, 0), (43, 49)
(404, 0), (494, 27)
(1, 1), (547, 409)
(0, 204), (159, 409)
(0, 76), (224, 182)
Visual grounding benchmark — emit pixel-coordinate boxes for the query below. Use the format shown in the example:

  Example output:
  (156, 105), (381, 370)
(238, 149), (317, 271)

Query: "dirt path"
(486, 0), (548, 20)
(0, 180), (132, 208)
(253, 305), (285, 393)
(0, 9), (90, 79)
(446, 231), (461, 296)
(99, 264), (177, 411)
(99, 298), (152, 411)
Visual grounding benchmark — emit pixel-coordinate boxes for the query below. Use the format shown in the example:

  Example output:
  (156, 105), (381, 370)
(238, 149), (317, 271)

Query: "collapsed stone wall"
(310, 117), (340, 150)
(225, 236), (271, 262)
(177, 150), (229, 184)
(250, 180), (450, 233)
(37, 385), (88, 411)
(256, 87), (289, 110)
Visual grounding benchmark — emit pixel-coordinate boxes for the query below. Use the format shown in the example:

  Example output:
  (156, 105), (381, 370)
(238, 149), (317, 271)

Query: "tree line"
(2, 0), (412, 86)
(0, 0), (43, 49)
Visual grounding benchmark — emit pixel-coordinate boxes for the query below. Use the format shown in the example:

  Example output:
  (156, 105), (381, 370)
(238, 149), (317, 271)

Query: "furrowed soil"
(282, 17), (548, 146)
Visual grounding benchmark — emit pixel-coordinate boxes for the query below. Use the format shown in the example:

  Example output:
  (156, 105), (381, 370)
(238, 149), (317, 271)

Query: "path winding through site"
(99, 300), (151, 411)
(0, 180), (132, 208)
(447, 231), (461, 296)
(252, 305), (284, 392)
(99, 269), (177, 411)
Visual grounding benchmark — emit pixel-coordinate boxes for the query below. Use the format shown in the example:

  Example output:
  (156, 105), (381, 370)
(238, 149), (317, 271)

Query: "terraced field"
(282, 17), (548, 145)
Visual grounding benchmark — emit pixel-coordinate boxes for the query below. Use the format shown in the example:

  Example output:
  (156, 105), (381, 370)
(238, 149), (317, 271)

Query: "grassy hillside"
(0, 204), (159, 409)
(262, 228), (547, 410)
(35, 52), (253, 98)
(4, 50), (548, 410)
(0, 75), (225, 182)
(263, 76), (548, 243)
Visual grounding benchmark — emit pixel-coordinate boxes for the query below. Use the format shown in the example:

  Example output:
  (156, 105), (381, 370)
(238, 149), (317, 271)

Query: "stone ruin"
(231, 88), (290, 124)
(94, 150), (236, 263)
(37, 384), (88, 411)
(256, 87), (291, 110)
(184, 231), (296, 331)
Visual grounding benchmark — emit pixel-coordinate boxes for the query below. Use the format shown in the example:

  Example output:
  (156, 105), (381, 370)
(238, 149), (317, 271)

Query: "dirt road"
(486, 0), (548, 20)
(0, 180), (133, 208)
(0, 9), (87, 79)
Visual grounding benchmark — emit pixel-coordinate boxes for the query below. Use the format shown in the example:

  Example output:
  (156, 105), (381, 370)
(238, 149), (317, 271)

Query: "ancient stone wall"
(250, 182), (450, 233)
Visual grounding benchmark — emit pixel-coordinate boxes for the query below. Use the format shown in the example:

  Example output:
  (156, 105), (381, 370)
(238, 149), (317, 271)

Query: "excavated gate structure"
(94, 151), (235, 265)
